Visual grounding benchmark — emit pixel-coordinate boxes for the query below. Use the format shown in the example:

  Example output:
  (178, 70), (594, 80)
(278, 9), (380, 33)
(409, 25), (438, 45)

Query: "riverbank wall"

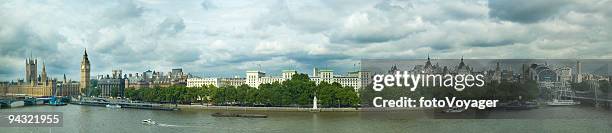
(175, 105), (430, 112)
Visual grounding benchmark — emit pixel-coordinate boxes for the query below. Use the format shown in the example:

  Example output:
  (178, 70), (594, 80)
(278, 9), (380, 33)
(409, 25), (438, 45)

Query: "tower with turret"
(41, 61), (47, 85)
(25, 54), (37, 85)
(80, 49), (90, 95)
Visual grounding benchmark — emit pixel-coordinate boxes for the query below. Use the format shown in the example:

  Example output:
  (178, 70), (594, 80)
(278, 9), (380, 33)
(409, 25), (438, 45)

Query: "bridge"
(568, 96), (612, 102)
(0, 99), (10, 107)
(570, 91), (612, 101)
(565, 91), (612, 108)
(0, 97), (47, 108)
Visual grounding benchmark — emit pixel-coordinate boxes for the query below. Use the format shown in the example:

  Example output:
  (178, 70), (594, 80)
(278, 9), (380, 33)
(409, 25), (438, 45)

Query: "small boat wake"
(144, 119), (281, 132)
(156, 123), (200, 128)
(143, 119), (201, 128)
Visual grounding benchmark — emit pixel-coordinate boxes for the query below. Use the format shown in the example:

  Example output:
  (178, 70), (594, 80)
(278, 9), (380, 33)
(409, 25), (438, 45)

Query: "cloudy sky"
(1, 0), (611, 80)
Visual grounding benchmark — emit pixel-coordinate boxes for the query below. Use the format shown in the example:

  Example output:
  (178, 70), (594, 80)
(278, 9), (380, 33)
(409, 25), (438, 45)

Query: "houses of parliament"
(0, 49), (89, 97)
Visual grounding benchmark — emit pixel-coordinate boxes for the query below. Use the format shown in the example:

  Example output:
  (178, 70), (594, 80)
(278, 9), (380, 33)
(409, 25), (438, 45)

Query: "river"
(1, 105), (611, 133)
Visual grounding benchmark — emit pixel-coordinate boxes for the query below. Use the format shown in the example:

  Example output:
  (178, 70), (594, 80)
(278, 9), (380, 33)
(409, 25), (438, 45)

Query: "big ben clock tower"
(80, 48), (90, 95)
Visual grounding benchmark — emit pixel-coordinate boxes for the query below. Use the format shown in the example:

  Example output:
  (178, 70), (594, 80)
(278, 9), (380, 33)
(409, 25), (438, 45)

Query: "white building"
(310, 68), (370, 92)
(187, 77), (220, 87)
(246, 70), (297, 88)
(187, 77), (246, 88)
(189, 68), (371, 92)
(220, 77), (247, 87)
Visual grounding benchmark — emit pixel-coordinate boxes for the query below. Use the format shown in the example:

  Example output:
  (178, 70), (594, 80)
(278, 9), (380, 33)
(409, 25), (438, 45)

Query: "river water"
(1, 105), (611, 133)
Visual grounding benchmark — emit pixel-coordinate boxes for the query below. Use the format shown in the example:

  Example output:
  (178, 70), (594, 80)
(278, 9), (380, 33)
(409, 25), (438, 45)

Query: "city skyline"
(2, 0), (612, 80)
(2, 1), (612, 133)
(3, 50), (612, 82)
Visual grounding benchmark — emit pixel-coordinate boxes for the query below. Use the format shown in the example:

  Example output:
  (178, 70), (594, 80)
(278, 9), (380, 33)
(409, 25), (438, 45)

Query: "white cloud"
(1, 0), (611, 80)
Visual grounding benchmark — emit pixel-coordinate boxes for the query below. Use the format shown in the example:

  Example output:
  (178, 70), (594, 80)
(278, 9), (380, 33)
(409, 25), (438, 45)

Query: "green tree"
(90, 87), (101, 97)
(284, 74), (315, 107)
(110, 87), (118, 98)
(122, 73), (363, 108)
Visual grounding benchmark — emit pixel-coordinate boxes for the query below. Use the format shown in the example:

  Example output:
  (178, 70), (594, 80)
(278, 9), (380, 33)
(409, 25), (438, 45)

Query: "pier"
(70, 99), (179, 111)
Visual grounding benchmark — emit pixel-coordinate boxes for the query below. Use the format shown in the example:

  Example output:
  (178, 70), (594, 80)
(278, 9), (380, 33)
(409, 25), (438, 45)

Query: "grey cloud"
(200, 0), (216, 10)
(225, 55), (268, 64)
(2, 0), (612, 80)
(0, 26), (63, 57)
(467, 39), (516, 47)
(165, 48), (201, 64)
(157, 16), (186, 37)
(103, 0), (144, 20)
(488, 0), (571, 23)
(0, 68), (15, 77)
(287, 53), (351, 67)
(375, 0), (487, 21)
(93, 33), (126, 54)
(329, 15), (420, 44)
(438, 1), (488, 20)
(430, 43), (453, 51)
(251, 0), (347, 33)
(319, 0), (374, 12)
(329, 32), (406, 44)
(251, 0), (292, 29)
(0, 58), (18, 79)
(214, 51), (350, 70)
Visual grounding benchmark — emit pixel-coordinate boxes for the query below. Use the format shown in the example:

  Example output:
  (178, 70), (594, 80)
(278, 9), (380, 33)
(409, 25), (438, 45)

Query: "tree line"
(124, 74), (360, 107)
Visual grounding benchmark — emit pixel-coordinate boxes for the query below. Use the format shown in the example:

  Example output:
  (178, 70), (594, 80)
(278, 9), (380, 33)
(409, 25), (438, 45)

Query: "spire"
(458, 56), (466, 69)
(82, 48), (90, 64)
(41, 61), (47, 84)
(496, 62), (500, 71)
(425, 54), (432, 68)
(42, 61), (47, 76)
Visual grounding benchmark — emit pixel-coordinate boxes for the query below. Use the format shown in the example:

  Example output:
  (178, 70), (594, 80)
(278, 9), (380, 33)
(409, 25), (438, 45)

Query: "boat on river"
(547, 99), (580, 106)
(106, 104), (122, 108)
(443, 107), (466, 113)
(503, 101), (539, 110)
(211, 112), (268, 118)
(10, 101), (25, 108)
(141, 119), (157, 125)
(48, 96), (67, 106)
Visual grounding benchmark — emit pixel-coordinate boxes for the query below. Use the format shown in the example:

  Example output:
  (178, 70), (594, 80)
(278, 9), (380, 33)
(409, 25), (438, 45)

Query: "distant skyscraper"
(577, 60), (581, 74)
(576, 60), (582, 83)
(80, 49), (91, 95)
